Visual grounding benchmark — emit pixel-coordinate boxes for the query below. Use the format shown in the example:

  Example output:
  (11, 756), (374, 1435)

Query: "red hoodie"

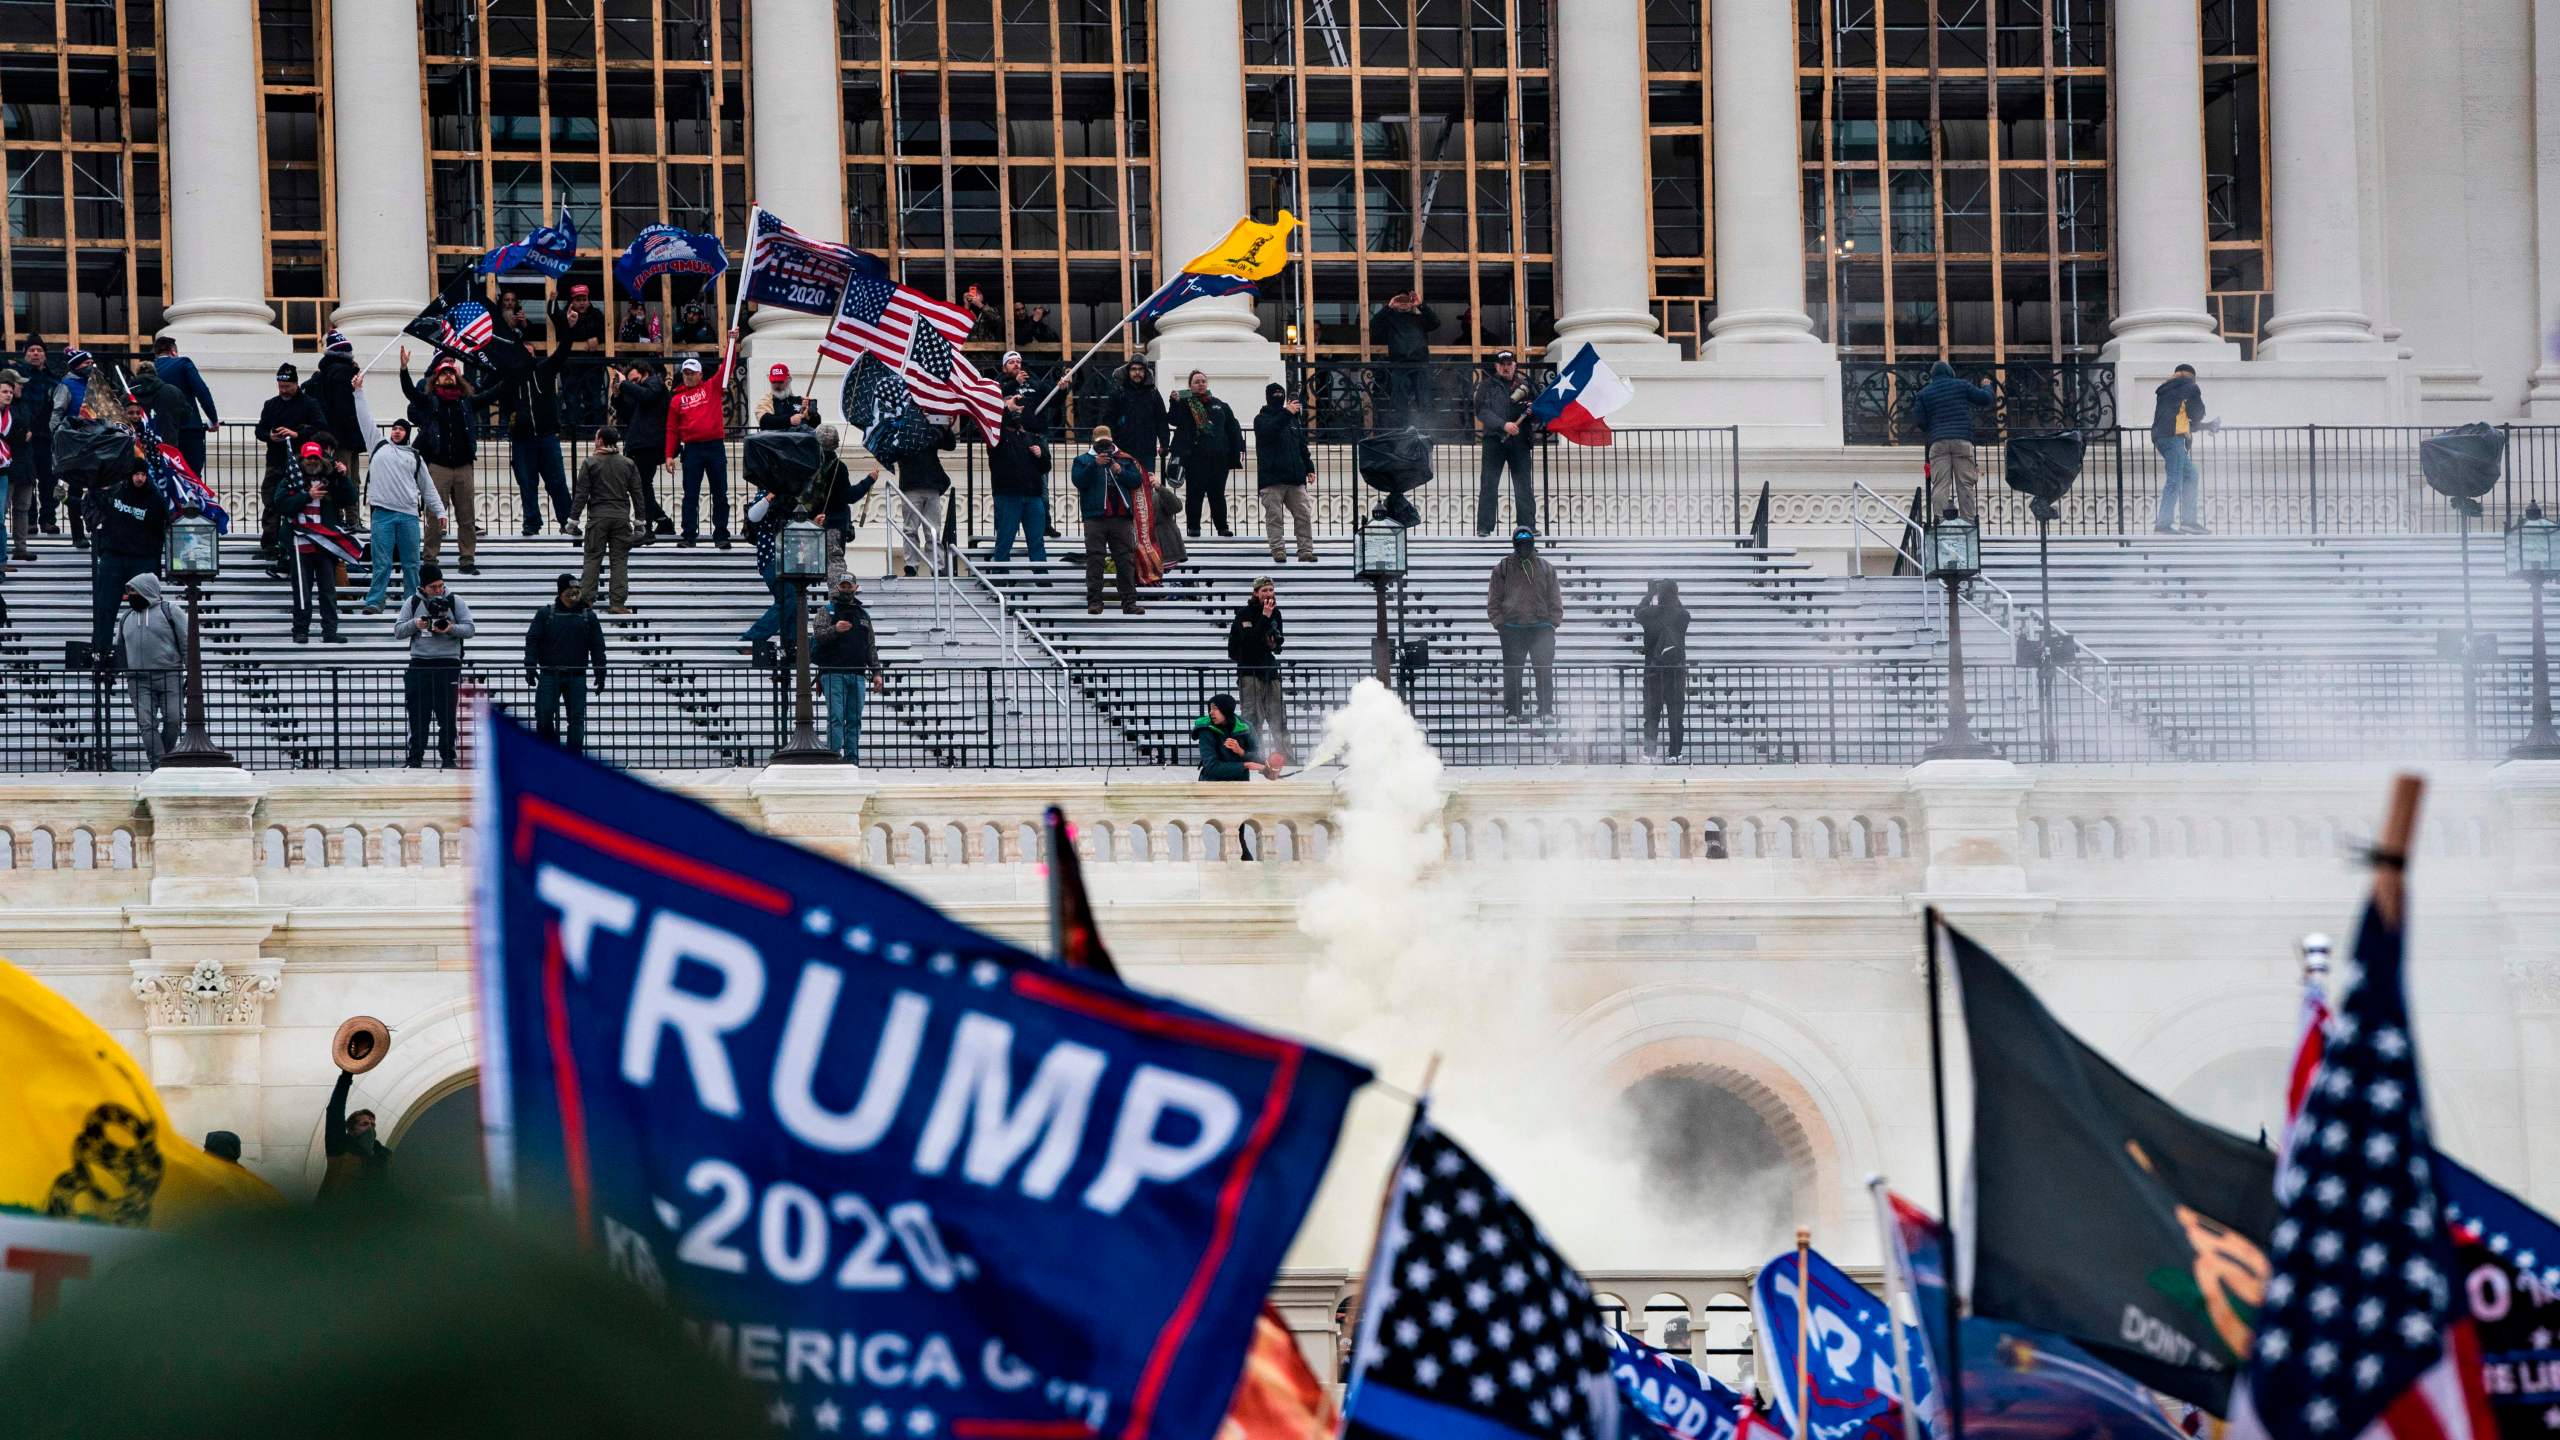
(663, 360), (730, 459)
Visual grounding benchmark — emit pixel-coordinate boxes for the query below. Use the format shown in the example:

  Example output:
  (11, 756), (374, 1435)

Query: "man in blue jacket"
(151, 337), (221, 478)
(1910, 360), (1993, 520)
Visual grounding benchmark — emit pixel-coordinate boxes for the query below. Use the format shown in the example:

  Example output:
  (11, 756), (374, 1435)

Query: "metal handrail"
(1845, 480), (2112, 667)
(881, 480), (1072, 703)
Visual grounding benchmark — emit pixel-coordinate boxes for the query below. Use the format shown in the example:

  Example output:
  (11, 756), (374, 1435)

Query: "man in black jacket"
(12, 339), (57, 535)
(255, 364), (327, 566)
(88, 462), (169, 656)
(401, 347), (506, 573)
(318, 1067), (391, 1207)
(1253, 384), (1317, 563)
(1475, 350), (1535, 537)
(1226, 576), (1291, 765)
(988, 396), (1051, 562)
(813, 577), (882, 763)
(305, 332), (364, 482)
(1168, 370), (1246, 538)
(547, 280), (609, 429)
(503, 349), (576, 537)
(524, 571), (608, 753)
(1101, 359), (1168, 475)
(2150, 363), (2211, 535)
(610, 359), (674, 535)
(1371, 289), (1438, 422)
(278, 439), (358, 644)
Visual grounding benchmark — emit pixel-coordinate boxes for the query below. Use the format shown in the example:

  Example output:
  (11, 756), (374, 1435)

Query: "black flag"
(1948, 921), (2278, 1414)
(1044, 806), (1121, 981)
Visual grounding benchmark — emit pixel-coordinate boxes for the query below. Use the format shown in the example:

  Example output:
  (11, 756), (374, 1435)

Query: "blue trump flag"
(2440, 1153), (2560, 1437)
(1751, 1245), (1931, 1440)
(472, 710), (1370, 1439)
(481, 204), (579, 278)
(1607, 1329), (1749, 1440)
(615, 222), (730, 299)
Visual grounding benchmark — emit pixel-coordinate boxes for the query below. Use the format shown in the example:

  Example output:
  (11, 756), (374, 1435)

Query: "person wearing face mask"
(399, 347), (505, 574)
(1072, 426), (1145, 615)
(88, 455), (170, 657)
(524, 571), (608, 753)
(1633, 577), (1691, 761)
(114, 571), (189, 765)
(1101, 358), (1168, 475)
(1486, 526), (1562, 724)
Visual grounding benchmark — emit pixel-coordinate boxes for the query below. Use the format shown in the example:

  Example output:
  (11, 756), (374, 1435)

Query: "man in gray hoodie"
(115, 572), (188, 765)
(392, 564), (476, 768)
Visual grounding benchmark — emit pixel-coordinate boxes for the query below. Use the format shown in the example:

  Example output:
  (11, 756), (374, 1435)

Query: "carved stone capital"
(2507, 955), (2560, 1012)
(130, 956), (280, 1029)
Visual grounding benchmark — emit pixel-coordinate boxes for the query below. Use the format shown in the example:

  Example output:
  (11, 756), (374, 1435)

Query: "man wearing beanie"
(255, 362), (325, 567)
(392, 562), (475, 768)
(572, 425), (641, 611)
(352, 372), (445, 612)
(523, 570), (607, 753)
(306, 330), (365, 487)
(1253, 382), (1317, 564)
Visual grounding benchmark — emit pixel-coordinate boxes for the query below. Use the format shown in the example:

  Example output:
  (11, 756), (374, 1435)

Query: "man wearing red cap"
(754, 362), (818, 431)
(547, 278), (608, 429)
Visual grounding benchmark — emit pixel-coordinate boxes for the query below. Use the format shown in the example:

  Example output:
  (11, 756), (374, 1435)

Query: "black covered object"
(50, 417), (135, 482)
(1355, 426), (1433, 495)
(1949, 921), (2277, 1413)
(2003, 430), (2085, 523)
(742, 429), (825, 513)
(2421, 421), (2505, 516)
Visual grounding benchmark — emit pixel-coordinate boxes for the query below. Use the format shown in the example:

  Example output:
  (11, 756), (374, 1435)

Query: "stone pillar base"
(2101, 345), (2241, 431)
(1596, 351), (1844, 447)
(750, 762), (880, 866)
(173, 344), (309, 422)
(1907, 757), (2033, 897)
(327, 299), (424, 351)
(2166, 356), (2414, 426)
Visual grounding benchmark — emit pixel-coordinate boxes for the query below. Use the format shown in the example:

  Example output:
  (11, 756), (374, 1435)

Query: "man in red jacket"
(665, 354), (731, 548)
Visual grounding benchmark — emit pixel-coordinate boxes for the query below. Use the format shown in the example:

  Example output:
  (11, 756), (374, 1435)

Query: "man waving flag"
(1531, 343), (1635, 447)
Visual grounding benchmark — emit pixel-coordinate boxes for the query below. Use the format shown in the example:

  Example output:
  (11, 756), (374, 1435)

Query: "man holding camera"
(1475, 350), (1536, 537)
(1072, 425), (1146, 615)
(1372, 289), (1438, 422)
(524, 572), (608, 753)
(393, 564), (476, 769)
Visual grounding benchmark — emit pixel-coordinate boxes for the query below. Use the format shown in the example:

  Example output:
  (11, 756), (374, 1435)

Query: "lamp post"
(156, 511), (234, 769)
(1924, 507), (1999, 761)
(1354, 516), (1408, 688)
(2506, 501), (2560, 761)
(769, 518), (839, 764)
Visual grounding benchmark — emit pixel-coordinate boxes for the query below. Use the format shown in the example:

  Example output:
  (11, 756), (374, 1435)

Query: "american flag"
(1341, 1111), (1619, 1440)
(441, 299), (495, 353)
(900, 324), (1005, 440)
(2230, 903), (2497, 1440)
(817, 268), (973, 368)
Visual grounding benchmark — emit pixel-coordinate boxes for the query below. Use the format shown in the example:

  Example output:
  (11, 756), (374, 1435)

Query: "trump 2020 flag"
(472, 710), (1370, 1439)
(2438, 1153), (2560, 1439)
(1751, 1243), (1929, 1440)
(1531, 343), (1635, 447)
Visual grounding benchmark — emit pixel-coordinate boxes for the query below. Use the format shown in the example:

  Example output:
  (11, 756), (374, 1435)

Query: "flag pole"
(2371, 773), (2424, 930)
(1793, 1226), (1813, 1436)
(1922, 905), (1966, 1440)
(718, 203), (764, 382)
(1032, 277), (1172, 418)
(1866, 1176), (1924, 1440)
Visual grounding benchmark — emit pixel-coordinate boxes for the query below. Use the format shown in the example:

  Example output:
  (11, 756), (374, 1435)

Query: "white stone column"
(159, 0), (289, 406)
(2258, 0), (2389, 356)
(327, 0), (433, 349)
(2103, 0), (2235, 358)
(1701, 0), (1821, 354)
(2528, 0), (2560, 417)
(1548, 0), (1674, 355)
(747, 0), (846, 411)
(1144, 0), (1280, 397)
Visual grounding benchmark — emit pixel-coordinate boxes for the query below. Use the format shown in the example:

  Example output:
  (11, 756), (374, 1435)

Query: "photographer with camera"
(812, 576), (882, 763)
(525, 572), (608, 754)
(1475, 350), (1537, 536)
(392, 564), (476, 769)
(1072, 425), (1146, 615)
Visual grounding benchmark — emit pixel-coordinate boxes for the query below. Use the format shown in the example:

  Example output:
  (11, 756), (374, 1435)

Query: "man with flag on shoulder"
(280, 437), (358, 644)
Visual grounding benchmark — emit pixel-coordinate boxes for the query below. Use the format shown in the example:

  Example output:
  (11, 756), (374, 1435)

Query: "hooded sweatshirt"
(114, 572), (188, 673)
(1194, 708), (1257, 781)
(355, 406), (447, 521)
(1102, 366), (1168, 468)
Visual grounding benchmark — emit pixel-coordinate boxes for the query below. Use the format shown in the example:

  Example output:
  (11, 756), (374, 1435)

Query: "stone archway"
(299, 994), (481, 1193)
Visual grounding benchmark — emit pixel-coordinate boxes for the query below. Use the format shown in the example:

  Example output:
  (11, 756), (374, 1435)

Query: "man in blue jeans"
(987, 395), (1051, 562)
(812, 577), (881, 762)
(351, 378), (447, 613)
(2150, 363), (2210, 535)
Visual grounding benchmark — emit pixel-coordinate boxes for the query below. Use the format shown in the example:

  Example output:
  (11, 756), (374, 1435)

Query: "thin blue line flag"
(472, 709), (1370, 1439)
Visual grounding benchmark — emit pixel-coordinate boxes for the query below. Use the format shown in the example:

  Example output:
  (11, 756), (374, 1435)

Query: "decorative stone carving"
(2506, 955), (2560, 1011)
(131, 956), (279, 1028)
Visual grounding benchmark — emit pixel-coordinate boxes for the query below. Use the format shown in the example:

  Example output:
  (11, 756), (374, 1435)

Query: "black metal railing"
(4, 657), (2542, 773)
(1281, 358), (1560, 443)
(1842, 360), (2118, 445)
(1961, 425), (2560, 538)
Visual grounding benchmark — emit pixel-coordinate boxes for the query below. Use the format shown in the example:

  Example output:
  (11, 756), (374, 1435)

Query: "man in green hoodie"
(1194, 693), (1265, 781)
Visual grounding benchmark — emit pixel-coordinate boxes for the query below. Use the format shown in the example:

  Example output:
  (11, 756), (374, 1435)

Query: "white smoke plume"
(1286, 680), (1797, 1272)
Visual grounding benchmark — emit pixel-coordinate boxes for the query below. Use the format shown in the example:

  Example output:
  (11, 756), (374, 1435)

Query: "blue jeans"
(992, 494), (1047, 562)
(366, 510), (424, 608)
(2153, 435), (2200, 529)
(681, 439), (730, 539)
(511, 434), (570, 530)
(821, 671), (867, 762)
(741, 561), (799, 644)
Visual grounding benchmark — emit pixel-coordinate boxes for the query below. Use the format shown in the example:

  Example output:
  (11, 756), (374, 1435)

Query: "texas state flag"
(1532, 341), (1636, 446)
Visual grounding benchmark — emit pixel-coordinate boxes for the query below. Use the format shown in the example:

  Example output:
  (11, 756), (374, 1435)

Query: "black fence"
(1842, 360), (2118, 445)
(1916, 425), (2560, 538)
(1280, 358), (1561, 443)
(5, 657), (2544, 773)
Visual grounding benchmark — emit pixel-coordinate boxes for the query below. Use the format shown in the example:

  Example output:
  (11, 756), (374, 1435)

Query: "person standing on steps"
(988, 396), (1051, 564)
(281, 439), (357, 645)
(524, 572), (608, 753)
(13, 339), (58, 539)
(399, 347), (504, 575)
(812, 576), (882, 764)
(150, 336), (219, 479)
(1486, 526), (1563, 724)
(1227, 576), (1292, 767)
(665, 353), (732, 548)
(1101, 359), (1168, 477)
(1474, 350), (1536, 537)
(889, 417), (957, 577)
(1633, 578), (1691, 761)
(1254, 383), (1318, 564)
(755, 364), (820, 431)
(114, 571), (188, 766)
(305, 332), (364, 487)
(353, 374), (445, 614)
(255, 363), (326, 569)
(1072, 426), (1145, 615)
(393, 564), (475, 769)
(547, 279), (609, 429)
(2150, 362), (2212, 536)
(1911, 359), (1993, 521)
(572, 425), (642, 613)
(501, 347), (576, 537)
(1168, 370), (1245, 539)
